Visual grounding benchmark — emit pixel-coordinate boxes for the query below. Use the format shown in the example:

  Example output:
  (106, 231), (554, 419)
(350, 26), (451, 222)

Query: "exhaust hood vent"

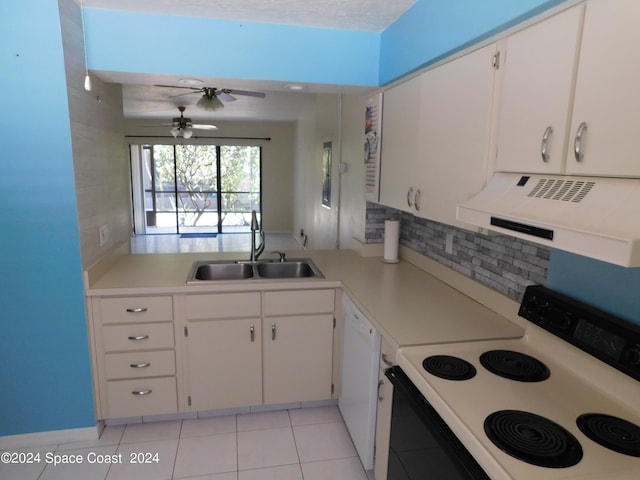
(457, 173), (640, 267)
(527, 178), (595, 202)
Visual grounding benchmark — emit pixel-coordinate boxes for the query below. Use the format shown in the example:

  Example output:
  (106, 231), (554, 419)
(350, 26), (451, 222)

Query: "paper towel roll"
(383, 219), (400, 263)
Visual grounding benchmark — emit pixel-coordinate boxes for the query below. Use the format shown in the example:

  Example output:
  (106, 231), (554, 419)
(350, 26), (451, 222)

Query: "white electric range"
(387, 285), (640, 480)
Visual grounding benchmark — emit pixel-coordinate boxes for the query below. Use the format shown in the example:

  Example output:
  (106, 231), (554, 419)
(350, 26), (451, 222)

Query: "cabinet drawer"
(105, 350), (176, 380)
(100, 296), (173, 324)
(264, 289), (335, 316)
(186, 292), (261, 320)
(102, 323), (174, 352)
(106, 377), (177, 418)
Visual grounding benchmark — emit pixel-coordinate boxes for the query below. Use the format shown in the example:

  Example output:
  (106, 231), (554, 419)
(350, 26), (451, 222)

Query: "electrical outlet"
(445, 232), (454, 255)
(99, 225), (109, 246)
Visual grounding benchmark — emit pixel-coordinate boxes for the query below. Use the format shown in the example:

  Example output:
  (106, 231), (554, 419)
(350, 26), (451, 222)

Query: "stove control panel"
(519, 285), (640, 382)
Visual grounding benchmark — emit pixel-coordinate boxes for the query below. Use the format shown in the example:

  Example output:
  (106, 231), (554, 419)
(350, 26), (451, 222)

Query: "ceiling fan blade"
(192, 124), (219, 130)
(218, 92), (237, 102)
(154, 84), (203, 92)
(227, 89), (266, 98)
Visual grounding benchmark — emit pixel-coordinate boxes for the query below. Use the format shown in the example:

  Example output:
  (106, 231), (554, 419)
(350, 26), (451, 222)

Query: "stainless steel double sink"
(186, 258), (324, 283)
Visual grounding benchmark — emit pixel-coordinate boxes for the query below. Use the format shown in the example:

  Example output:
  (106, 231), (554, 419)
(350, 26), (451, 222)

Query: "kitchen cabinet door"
(418, 43), (497, 227)
(495, 5), (583, 174)
(186, 319), (262, 411)
(379, 74), (422, 213)
(263, 314), (334, 405)
(566, 0), (640, 177)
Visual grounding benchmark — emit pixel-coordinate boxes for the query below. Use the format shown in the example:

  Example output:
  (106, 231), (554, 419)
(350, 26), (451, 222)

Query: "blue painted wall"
(547, 251), (640, 325)
(84, 9), (380, 86)
(0, 1), (95, 436)
(380, 0), (567, 84)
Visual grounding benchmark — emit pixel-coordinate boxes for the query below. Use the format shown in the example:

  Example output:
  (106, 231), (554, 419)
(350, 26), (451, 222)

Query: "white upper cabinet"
(566, 0), (640, 177)
(379, 74), (422, 213)
(495, 5), (583, 174)
(379, 44), (497, 227)
(418, 43), (497, 228)
(496, 0), (640, 178)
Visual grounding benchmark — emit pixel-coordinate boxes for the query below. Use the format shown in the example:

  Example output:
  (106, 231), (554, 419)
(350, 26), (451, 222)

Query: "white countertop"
(85, 248), (524, 348)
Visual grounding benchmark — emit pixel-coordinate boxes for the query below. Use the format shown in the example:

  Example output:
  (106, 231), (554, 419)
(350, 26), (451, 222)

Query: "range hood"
(457, 173), (640, 267)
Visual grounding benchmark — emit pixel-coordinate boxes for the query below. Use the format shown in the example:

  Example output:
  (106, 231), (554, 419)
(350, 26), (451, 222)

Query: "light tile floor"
(0, 407), (369, 480)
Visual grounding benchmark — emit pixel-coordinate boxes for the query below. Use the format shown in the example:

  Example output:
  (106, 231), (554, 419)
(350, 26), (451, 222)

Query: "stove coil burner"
(485, 410), (583, 468)
(479, 350), (550, 382)
(577, 413), (640, 457)
(422, 355), (476, 380)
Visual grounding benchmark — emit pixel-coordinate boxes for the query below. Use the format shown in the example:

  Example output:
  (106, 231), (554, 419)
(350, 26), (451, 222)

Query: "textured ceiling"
(82, 0), (416, 32)
(82, 0), (417, 123)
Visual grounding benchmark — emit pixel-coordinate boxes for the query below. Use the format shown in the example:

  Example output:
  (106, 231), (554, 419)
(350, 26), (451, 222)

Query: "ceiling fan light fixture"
(170, 126), (181, 138)
(178, 78), (203, 86)
(182, 127), (193, 139)
(197, 95), (224, 111)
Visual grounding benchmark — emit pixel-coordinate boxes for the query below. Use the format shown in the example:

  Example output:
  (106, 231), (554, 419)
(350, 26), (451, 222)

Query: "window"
(131, 144), (261, 234)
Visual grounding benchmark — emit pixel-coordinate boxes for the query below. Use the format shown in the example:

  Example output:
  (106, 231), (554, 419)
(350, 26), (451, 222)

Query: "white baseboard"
(0, 426), (99, 449)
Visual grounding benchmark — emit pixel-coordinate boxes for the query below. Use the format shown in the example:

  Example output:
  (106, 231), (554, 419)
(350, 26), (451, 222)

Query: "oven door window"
(386, 366), (490, 480)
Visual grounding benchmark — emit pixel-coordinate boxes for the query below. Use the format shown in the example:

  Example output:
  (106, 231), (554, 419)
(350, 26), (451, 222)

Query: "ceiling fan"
(156, 85), (266, 111)
(158, 106), (218, 138)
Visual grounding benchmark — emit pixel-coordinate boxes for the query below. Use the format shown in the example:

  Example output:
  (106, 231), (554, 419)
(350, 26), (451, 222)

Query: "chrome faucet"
(250, 210), (265, 261)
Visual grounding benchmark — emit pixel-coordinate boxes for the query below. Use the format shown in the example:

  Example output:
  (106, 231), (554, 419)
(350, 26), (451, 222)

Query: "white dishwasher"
(339, 294), (381, 471)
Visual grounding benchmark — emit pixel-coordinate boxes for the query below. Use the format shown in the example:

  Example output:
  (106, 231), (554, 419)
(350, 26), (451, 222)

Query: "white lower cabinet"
(186, 318), (262, 411)
(374, 337), (396, 480)
(91, 288), (336, 420)
(91, 295), (178, 419)
(184, 289), (335, 412)
(263, 314), (334, 405)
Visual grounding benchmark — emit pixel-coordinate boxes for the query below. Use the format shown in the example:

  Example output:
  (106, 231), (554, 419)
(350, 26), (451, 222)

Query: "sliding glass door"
(132, 144), (261, 234)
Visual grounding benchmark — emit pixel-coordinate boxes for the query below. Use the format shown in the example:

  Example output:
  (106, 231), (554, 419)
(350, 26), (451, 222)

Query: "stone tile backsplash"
(366, 202), (549, 301)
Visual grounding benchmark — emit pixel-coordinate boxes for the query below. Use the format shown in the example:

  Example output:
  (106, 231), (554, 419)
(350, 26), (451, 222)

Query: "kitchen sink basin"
(186, 258), (323, 283)
(192, 262), (254, 281)
(255, 261), (317, 279)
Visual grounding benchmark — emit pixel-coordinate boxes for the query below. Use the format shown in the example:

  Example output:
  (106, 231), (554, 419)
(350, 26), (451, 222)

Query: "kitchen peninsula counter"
(85, 248), (524, 348)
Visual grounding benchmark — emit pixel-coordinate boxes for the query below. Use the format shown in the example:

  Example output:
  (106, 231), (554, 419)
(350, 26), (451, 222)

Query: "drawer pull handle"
(131, 390), (152, 396)
(250, 324), (255, 342)
(128, 335), (149, 341)
(541, 126), (553, 162)
(271, 322), (277, 341)
(126, 308), (148, 313)
(130, 363), (151, 369)
(381, 353), (393, 367)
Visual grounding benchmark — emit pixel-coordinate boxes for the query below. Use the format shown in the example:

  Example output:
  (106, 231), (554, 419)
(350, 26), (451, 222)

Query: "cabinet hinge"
(331, 383), (335, 394)
(492, 51), (501, 70)
(184, 326), (188, 337)
(333, 317), (336, 328)
(188, 396), (192, 407)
